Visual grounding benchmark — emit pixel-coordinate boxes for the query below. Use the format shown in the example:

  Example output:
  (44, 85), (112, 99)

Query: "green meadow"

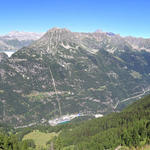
(23, 130), (58, 149)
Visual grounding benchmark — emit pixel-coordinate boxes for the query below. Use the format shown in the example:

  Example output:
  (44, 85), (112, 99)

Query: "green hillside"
(52, 95), (150, 150)
(0, 94), (150, 150)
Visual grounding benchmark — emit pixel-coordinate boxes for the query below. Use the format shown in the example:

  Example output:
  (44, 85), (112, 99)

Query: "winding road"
(113, 87), (150, 109)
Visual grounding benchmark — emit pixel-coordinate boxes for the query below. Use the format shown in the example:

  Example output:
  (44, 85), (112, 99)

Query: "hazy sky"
(0, 0), (150, 38)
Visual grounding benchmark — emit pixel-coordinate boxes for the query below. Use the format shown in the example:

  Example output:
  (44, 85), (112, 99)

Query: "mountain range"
(0, 31), (44, 50)
(0, 27), (150, 126)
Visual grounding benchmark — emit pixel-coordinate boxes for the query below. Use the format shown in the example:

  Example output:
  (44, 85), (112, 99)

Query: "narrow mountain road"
(121, 88), (150, 103)
(114, 87), (150, 109)
(50, 142), (54, 150)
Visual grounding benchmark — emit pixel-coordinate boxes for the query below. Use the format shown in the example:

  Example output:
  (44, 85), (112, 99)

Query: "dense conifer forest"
(52, 95), (150, 150)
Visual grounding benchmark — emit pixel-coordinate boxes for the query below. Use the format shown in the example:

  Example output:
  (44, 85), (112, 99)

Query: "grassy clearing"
(23, 130), (58, 149)
(113, 56), (125, 63)
(26, 92), (49, 101)
(0, 90), (4, 93)
(136, 145), (150, 150)
(130, 70), (142, 79)
(63, 145), (75, 150)
(117, 145), (150, 150)
(97, 85), (107, 91)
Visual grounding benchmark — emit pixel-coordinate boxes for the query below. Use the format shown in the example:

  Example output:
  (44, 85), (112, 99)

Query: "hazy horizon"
(0, 0), (150, 38)
(0, 27), (150, 39)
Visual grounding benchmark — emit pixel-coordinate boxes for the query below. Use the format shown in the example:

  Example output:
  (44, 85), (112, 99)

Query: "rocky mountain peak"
(30, 28), (78, 54)
(94, 29), (104, 33)
(40, 27), (73, 41)
(47, 27), (71, 33)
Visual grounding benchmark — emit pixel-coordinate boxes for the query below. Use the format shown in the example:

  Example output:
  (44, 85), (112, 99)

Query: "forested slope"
(53, 95), (150, 150)
(0, 95), (150, 150)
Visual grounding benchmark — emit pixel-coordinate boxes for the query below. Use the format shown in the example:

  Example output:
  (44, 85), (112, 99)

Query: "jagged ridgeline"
(1, 28), (150, 125)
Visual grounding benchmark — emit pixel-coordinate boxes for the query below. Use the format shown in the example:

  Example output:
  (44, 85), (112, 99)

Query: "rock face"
(1, 28), (150, 126)
(0, 53), (8, 62)
(124, 36), (150, 52)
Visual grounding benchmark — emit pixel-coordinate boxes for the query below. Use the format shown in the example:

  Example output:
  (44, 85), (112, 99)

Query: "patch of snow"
(61, 42), (72, 49)
(90, 49), (99, 54)
(0, 50), (17, 57)
(4, 51), (14, 57)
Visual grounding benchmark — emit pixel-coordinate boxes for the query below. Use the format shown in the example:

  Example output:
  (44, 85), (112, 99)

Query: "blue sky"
(0, 0), (150, 38)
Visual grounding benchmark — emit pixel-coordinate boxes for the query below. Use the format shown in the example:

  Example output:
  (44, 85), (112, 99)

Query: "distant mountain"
(0, 27), (150, 126)
(0, 31), (44, 50)
(3, 31), (44, 41)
